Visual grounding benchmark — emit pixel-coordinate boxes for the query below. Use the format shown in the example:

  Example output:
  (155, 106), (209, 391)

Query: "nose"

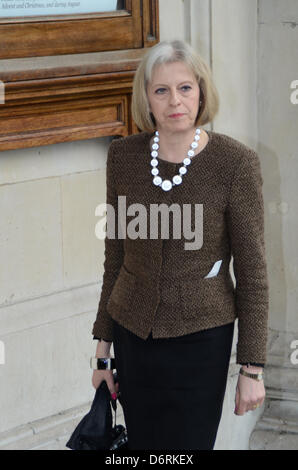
(169, 89), (181, 106)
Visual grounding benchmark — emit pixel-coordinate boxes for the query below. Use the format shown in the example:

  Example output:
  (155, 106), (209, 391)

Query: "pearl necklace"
(150, 128), (201, 191)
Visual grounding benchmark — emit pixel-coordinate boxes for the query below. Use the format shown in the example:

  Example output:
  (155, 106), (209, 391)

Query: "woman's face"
(146, 61), (200, 135)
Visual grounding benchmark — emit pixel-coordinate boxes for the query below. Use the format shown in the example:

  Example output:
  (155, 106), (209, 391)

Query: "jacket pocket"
(108, 264), (136, 311)
(179, 275), (235, 320)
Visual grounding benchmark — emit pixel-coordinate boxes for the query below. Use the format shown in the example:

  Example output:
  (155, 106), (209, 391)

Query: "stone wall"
(1, 0), (297, 450)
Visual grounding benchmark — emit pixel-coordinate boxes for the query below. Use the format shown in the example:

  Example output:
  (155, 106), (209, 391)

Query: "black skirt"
(112, 319), (235, 450)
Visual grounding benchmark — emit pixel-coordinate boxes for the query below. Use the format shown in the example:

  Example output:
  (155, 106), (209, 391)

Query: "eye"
(181, 85), (192, 92)
(155, 88), (167, 94)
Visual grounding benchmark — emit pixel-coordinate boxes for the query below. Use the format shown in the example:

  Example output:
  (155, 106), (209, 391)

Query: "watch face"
(98, 359), (108, 369)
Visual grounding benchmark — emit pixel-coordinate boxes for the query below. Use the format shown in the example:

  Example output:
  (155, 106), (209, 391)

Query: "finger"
(235, 400), (249, 416)
(252, 400), (263, 410)
(250, 401), (261, 412)
(234, 407), (246, 416)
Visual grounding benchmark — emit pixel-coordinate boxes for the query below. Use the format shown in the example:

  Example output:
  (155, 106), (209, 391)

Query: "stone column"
(250, 0), (298, 449)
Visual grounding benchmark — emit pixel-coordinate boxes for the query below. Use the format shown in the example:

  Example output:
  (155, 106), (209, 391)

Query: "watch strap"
(90, 357), (116, 370)
(239, 368), (263, 381)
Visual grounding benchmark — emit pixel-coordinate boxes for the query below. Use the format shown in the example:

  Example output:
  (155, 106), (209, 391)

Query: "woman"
(91, 40), (269, 450)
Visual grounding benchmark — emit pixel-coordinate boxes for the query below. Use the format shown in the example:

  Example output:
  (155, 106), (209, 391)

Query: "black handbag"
(66, 372), (128, 450)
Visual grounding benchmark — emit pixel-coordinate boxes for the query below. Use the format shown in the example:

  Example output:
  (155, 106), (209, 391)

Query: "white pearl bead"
(194, 134), (200, 141)
(179, 167), (187, 175)
(183, 157), (191, 166)
(154, 137), (159, 142)
(188, 150), (195, 157)
(152, 143), (159, 150)
(151, 168), (159, 175)
(173, 175), (182, 185)
(196, 128), (201, 134)
(151, 159), (158, 167)
(191, 142), (198, 149)
(153, 176), (162, 186)
(151, 150), (158, 158)
(161, 180), (172, 191)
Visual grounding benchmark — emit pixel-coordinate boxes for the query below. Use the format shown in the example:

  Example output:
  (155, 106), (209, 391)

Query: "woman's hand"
(92, 339), (119, 399)
(234, 368), (265, 415)
(92, 369), (120, 400)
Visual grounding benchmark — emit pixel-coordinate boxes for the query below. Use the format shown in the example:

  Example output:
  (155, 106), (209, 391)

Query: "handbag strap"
(111, 395), (117, 426)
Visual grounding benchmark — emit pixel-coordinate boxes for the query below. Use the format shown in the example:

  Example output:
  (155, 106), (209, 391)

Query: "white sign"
(0, 1), (119, 17)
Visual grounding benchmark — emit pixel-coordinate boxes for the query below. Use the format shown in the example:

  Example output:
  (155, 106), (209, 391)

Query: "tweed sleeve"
(92, 140), (124, 342)
(226, 150), (269, 364)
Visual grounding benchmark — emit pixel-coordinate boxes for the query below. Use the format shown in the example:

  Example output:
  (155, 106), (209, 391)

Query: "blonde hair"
(132, 40), (219, 133)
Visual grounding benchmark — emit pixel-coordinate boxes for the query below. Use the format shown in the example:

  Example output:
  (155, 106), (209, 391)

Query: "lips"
(169, 113), (185, 118)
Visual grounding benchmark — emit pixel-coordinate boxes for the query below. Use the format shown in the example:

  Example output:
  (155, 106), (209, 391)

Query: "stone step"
(250, 427), (298, 450)
(250, 399), (298, 450)
(0, 402), (125, 450)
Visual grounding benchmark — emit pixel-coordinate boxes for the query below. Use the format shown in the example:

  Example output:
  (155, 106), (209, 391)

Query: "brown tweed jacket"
(92, 130), (269, 365)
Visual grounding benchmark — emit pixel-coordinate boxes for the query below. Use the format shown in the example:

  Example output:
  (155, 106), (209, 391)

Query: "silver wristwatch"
(90, 357), (116, 370)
